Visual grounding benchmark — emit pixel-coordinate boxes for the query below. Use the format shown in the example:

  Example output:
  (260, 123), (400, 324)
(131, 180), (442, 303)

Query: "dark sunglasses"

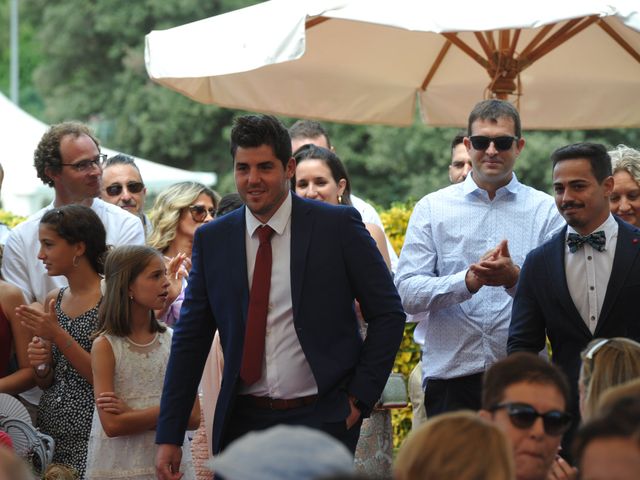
(490, 402), (572, 436)
(189, 204), (216, 223)
(105, 181), (145, 197)
(469, 135), (518, 151)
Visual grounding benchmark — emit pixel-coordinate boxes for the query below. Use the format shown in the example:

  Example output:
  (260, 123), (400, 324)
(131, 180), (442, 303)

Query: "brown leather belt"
(237, 394), (318, 410)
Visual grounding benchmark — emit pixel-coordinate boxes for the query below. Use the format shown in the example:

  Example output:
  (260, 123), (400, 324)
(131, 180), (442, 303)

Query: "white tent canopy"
(0, 92), (217, 216)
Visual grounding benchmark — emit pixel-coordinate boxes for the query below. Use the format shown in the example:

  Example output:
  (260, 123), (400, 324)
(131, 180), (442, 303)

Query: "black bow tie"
(567, 231), (606, 253)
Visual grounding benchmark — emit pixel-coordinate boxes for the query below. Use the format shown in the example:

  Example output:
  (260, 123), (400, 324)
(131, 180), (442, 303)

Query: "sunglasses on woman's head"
(490, 402), (572, 436)
(469, 135), (518, 151)
(105, 181), (145, 197)
(188, 204), (216, 223)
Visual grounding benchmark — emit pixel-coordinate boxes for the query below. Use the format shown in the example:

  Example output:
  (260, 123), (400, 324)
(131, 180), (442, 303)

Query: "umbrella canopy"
(145, 0), (640, 129)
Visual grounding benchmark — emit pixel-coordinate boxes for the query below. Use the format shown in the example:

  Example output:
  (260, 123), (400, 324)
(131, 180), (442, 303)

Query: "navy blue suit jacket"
(509, 217), (640, 406)
(156, 194), (406, 453)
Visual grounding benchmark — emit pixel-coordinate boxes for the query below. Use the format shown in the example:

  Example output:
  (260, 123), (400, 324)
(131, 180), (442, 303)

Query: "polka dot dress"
(37, 287), (100, 478)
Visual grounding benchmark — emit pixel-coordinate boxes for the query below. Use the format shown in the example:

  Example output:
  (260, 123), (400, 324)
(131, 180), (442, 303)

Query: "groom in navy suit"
(155, 115), (405, 479)
(509, 142), (640, 454)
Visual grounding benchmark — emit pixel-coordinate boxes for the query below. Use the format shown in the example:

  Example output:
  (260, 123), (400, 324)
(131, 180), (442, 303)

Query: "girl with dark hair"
(16, 205), (107, 477)
(86, 245), (199, 479)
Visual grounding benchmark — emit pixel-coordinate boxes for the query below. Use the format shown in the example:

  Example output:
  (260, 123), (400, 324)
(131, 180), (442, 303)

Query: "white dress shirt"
(239, 192), (317, 399)
(395, 173), (565, 380)
(564, 214), (618, 334)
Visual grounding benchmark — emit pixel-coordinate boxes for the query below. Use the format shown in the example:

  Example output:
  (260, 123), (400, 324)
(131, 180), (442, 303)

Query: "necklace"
(125, 332), (159, 348)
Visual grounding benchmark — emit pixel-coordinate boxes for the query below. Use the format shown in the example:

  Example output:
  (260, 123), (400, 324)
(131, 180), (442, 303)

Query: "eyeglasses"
(105, 181), (145, 197)
(60, 153), (107, 172)
(469, 136), (518, 151)
(188, 204), (216, 223)
(490, 402), (572, 436)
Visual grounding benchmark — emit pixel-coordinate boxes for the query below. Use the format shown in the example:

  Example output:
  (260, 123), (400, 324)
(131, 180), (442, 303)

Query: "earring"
(129, 295), (134, 300)
(72, 256), (79, 268)
(338, 195), (343, 204)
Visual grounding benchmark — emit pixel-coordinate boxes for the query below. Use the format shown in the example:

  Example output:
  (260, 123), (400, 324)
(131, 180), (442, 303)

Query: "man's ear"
(478, 409), (492, 421)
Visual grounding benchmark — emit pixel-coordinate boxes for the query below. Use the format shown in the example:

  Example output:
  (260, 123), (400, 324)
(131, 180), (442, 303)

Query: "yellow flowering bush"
(379, 200), (420, 450)
(0, 210), (26, 227)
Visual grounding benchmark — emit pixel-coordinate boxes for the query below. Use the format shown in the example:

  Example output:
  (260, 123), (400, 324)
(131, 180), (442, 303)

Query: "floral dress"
(37, 288), (100, 478)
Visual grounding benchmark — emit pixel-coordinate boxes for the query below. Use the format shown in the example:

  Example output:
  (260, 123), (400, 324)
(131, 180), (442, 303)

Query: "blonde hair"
(147, 182), (218, 253)
(610, 144), (640, 186)
(580, 337), (640, 420)
(43, 463), (78, 480)
(597, 377), (640, 417)
(394, 411), (515, 480)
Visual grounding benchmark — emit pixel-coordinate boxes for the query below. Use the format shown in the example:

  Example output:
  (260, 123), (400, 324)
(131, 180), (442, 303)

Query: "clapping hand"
(16, 299), (60, 341)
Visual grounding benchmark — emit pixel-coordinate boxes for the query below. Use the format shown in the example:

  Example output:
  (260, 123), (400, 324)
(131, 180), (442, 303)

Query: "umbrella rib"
(484, 31), (496, 52)
(597, 19), (640, 63)
(518, 24), (556, 59)
(521, 16), (599, 69)
(508, 29), (521, 59)
(305, 16), (330, 29)
(474, 32), (493, 59)
(421, 40), (452, 91)
(442, 33), (489, 69)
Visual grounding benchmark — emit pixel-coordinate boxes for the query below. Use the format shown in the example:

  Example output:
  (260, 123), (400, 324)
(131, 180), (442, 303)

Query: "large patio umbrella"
(145, 0), (640, 129)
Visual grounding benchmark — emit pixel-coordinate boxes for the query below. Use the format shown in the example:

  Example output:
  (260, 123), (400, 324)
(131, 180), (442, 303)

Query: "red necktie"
(240, 225), (275, 385)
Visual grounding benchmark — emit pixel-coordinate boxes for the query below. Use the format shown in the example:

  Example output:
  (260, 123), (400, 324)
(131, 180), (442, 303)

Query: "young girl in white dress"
(85, 245), (200, 479)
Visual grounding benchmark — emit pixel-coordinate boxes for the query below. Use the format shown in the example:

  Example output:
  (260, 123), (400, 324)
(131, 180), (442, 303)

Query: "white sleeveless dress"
(85, 330), (194, 479)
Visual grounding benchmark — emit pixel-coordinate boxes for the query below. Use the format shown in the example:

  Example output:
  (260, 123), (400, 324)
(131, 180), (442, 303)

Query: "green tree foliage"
(18, 0), (256, 175)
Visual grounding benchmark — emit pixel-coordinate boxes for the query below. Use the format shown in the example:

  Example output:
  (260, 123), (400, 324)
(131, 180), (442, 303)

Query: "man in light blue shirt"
(395, 99), (564, 417)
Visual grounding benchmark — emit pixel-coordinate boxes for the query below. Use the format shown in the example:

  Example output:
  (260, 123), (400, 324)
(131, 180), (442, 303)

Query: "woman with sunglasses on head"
(292, 144), (392, 478)
(579, 337), (640, 422)
(609, 145), (640, 227)
(147, 182), (219, 326)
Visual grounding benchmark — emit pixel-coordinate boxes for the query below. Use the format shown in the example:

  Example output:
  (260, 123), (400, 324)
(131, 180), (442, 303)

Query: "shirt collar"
(245, 191), (292, 237)
(463, 171), (520, 196)
(566, 213), (618, 240)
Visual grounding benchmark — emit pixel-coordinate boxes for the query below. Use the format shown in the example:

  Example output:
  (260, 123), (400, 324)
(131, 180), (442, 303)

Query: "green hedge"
(379, 200), (419, 450)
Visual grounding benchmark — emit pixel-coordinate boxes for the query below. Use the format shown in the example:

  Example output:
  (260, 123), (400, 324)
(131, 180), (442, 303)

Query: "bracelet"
(34, 365), (51, 379)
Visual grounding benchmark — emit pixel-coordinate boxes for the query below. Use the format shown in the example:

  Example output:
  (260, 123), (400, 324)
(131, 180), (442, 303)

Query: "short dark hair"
(40, 205), (108, 275)
(482, 353), (571, 410)
(103, 153), (141, 174)
(573, 395), (640, 465)
(289, 120), (332, 150)
(551, 142), (612, 183)
(467, 99), (521, 139)
(292, 144), (352, 205)
(34, 122), (100, 187)
(215, 193), (244, 217)
(230, 114), (292, 168)
(451, 131), (466, 150)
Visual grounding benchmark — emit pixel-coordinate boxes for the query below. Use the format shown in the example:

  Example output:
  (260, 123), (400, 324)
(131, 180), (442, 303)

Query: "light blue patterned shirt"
(395, 173), (564, 380)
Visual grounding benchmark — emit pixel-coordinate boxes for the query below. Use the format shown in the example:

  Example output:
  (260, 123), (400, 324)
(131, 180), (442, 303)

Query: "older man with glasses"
(101, 154), (152, 236)
(480, 353), (577, 480)
(2, 122), (145, 306)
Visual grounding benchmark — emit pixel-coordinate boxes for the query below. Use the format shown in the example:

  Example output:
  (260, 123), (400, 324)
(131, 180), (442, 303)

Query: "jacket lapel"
(544, 227), (593, 337)
(228, 207), (250, 326)
(290, 195), (313, 321)
(596, 218), (640, 334)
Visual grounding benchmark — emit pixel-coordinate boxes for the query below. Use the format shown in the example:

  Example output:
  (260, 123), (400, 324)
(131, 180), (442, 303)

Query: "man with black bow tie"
(509, 142), (640, 457)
